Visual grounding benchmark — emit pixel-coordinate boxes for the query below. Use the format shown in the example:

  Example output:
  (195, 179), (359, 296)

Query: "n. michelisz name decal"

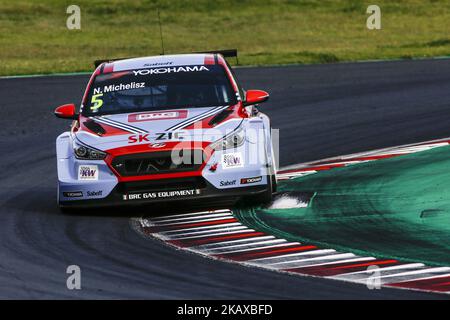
(93, 82), (145, 94)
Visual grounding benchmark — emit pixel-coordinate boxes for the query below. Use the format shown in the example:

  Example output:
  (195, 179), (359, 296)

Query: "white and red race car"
(55, 52), (276, 209)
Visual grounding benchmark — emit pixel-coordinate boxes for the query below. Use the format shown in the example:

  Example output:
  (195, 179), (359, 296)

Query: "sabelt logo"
(78, 165), (98, 181)
(241, 176), (262, 184)
(128, 110), (188, 122)
(220, 180), (237, 186)
(87, 190), (103, 197)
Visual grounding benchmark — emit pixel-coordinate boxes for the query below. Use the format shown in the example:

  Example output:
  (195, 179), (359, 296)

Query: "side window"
(223, 59), (245, 100)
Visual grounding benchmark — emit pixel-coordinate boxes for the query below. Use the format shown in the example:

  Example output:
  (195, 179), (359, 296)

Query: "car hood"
(75, 106), (243, 152)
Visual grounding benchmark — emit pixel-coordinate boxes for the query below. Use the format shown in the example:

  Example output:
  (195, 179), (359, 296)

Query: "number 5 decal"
(90, 93), (104, 111)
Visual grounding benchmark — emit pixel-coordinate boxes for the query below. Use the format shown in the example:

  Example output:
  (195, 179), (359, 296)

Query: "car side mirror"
(244, 90), (269, 106)
(54, 103), (78, 120)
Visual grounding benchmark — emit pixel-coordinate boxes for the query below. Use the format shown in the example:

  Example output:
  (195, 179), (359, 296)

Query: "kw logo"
(78, 165), (98, 180)
(222, 152), (244, 169)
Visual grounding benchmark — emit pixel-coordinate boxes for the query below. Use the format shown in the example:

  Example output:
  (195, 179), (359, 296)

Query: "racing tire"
(59, 206), (79, 215)
(249, 174), (275, 205)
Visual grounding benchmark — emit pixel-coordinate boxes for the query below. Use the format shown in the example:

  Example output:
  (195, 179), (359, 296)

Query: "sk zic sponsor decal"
(78, 165), (98, 181)
(155, 131), (186, 141)
(123, 189), (201, 201)
(128, 132), (185, 144)
(128, 133), (150, 144)
(128, 110), (188, 122)
(240, 176), (262, 184)
(222, 152), (244, 169)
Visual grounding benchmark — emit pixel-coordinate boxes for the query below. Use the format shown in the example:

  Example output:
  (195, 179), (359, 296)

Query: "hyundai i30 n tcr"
(54, 53), (276, 209)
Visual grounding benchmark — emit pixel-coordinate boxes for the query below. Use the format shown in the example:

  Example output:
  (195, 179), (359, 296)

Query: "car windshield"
(82, 64), (237, 116)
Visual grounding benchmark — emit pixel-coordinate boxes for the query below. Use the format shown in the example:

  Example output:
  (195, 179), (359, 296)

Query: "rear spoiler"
(194, 49), (237, 58)
(94, 57), (129, 68)
(94, 49), (238, 68)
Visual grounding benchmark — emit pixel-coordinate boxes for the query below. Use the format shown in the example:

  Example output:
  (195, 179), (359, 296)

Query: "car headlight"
(73, 140), (106, 160)
(211, 127), (246, 150)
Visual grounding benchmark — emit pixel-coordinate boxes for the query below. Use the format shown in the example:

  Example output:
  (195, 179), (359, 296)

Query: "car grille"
(111, 150), (205, 177)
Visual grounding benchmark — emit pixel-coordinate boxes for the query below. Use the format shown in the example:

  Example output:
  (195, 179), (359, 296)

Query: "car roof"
(104, 53), (216, 73)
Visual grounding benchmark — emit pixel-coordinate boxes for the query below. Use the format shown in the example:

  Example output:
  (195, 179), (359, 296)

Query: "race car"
(54, 52), (277, 209)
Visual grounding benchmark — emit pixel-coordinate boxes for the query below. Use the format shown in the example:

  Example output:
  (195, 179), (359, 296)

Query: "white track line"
(256, 252), (349, 267)
(158, 228), (254, 241)
(197, 236), (278, 250)
(161, 225), (247, 237)
(160, 222), (242, 234)
(150, 212), (233, 224)
(330, 263), (425, 278)
(296, 257), (377, 270)
(167, 227), (253, 240)
(256, 257), (376, 271)
(387, 272), (450, 284)
(341, 268), (450, 285)
(374, 267), (450, 281)
(149, 215), (235, 227)
(215, 242), (302, 255)
(266, 253), (357, 267)
(249, 249), (337, 263)
(203, 240), (289, 254)
(149, 209), (231, 221)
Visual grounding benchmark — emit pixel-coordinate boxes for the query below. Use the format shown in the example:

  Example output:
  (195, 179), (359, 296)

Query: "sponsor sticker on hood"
(128, 110), (188, 122)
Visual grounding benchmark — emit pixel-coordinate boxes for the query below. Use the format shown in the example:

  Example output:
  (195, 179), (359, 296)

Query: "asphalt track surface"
(1, 59), (450, 299)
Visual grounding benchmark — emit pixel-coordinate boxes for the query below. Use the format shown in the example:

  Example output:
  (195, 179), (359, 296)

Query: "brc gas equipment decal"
(123, 189), (201, 201)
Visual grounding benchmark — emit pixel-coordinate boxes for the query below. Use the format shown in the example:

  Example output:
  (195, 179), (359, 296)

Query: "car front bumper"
(59, 176), (269, 208)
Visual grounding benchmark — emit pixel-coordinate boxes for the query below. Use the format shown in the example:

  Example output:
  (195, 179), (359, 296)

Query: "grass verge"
(2, 0), (450, 75)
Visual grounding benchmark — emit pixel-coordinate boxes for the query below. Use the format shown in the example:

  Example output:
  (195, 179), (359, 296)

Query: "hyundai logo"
(149, 143), (166, 148)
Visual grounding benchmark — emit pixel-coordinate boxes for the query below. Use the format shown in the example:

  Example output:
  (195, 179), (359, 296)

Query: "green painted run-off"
(235, 145), (450, 267)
